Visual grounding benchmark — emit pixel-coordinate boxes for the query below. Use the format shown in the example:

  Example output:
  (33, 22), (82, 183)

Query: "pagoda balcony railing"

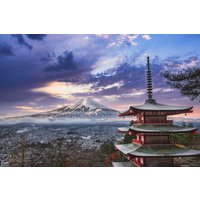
(167, 120), (173, 125)
(145, 141), (171, 145)
(142, 120), (173, 125)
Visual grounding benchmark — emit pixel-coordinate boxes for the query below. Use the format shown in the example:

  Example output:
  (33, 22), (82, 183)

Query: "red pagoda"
(113, 56), (200, 167)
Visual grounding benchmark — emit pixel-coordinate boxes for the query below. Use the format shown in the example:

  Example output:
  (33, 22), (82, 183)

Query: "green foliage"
(169, 133), (199, 147)
(162, 67), (200, 101)
(123, 133), (135, 144)
(100, 141), (115, 154)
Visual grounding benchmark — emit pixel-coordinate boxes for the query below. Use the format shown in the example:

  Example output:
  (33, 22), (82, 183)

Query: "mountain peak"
(73, 97), (110, 111)
(78, 97), (94, 106)
(41, 97), (118, 118)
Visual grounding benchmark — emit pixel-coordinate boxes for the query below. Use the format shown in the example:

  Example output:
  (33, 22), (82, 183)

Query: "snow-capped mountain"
(27, 98), (119, 119)
(0, 98), (121, 124)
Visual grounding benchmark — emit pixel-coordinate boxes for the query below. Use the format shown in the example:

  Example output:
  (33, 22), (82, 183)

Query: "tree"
(123, 133), (135, 144)
(162, 67), (200, 101)
(100, 142), (115, 154)
(169, 133), (198, 147)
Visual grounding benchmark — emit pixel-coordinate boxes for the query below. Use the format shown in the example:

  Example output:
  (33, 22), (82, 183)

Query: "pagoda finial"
(145, 56), (156, 104)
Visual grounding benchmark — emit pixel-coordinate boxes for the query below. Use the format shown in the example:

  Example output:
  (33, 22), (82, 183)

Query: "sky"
(0, 34), (200, 118)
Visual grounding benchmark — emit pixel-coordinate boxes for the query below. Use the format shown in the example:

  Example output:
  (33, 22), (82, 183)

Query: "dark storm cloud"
(45, 50), (99, 81)
(40, 51), (56, 62)
(0, 47), (88, 104)
(0, 48), (95, 104)
(0, 55), (53, 104)
(45, 51), (77, 72)
(12, 34), (33, 50)
(0, 43), (14, 56)
(26, 34), (47, 41)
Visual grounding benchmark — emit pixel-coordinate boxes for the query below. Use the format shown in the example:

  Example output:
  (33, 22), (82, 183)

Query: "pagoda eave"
(119, 108), (136, 116)
(117, 127), (129, 133)
(129, 151), (200, 158)
(131, 107), (193, 113)
(115, 143), (200, 158)
(128, 144), (200, 158)
(115, 143), (141, 155)
(129, 125), (198, 134)
(119, 107), (193, 117)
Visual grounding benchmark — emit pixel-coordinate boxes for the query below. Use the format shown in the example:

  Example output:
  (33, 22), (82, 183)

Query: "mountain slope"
(30, 98), (119, 119)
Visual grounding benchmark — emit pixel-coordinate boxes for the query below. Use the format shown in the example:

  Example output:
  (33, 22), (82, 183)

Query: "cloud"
(111, 34), (138, 47)
(32, 81), (94, 99)
(12, 34), (33, 50)
(91, 55), (124, 75)
(40, 51), (56, 62)
(96, 34), (139, 47)
(142, 34), (151, 40)
(45, 51), (77, 72)
(84, 36), (89, 40)
(162, 56), (200, 71)
(15, 105), (49, 113)
(0, 43), (97, 107)
(97, 81), (124, 92)
(154, 88), (174, 93)
(95, 34), (110, 39)
(26, 34), (47, 41)
(124, 89), (146, 97)
(72, 54), (176, 99)
(0, 43), (14, 56)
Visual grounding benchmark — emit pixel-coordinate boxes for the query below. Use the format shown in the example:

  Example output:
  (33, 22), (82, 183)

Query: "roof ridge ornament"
(145, 56), (156, 104)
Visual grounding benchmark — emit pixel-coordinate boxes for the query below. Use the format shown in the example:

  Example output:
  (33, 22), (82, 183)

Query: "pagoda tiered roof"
(129, 124), (197, 134)
(115, 143), (141, 155)
(119, 102), (193, 116)
(117, 127), (129, 133)
(115, 143), (200, 157)
(131, 102), (192, 112)
(118, 125), (197, 134)
(129, 144), (200, 157)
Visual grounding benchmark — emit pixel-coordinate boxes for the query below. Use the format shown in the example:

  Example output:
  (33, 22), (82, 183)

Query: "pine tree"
(123, 133), (135, 144)
(162, 67), (200, 101)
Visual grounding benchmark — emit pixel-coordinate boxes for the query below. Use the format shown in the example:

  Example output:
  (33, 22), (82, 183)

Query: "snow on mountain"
(31, 98), (119, 118)
(0, 98), (120, 125)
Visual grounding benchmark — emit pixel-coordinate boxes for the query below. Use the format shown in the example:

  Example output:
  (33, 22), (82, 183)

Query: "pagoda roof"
(112, 161), (134, 167)
(129, 144), (200, 157)
(115, 143), (200, 157)
(115, 143), (141, 155)
(132, 102), (192, 112)
(118, 127), (129, 133)
(119, 102), (193, 116)
(129, 124), (197, 133)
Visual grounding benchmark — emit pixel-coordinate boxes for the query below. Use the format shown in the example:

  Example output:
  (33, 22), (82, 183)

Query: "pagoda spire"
(145, 56), (156, 103)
